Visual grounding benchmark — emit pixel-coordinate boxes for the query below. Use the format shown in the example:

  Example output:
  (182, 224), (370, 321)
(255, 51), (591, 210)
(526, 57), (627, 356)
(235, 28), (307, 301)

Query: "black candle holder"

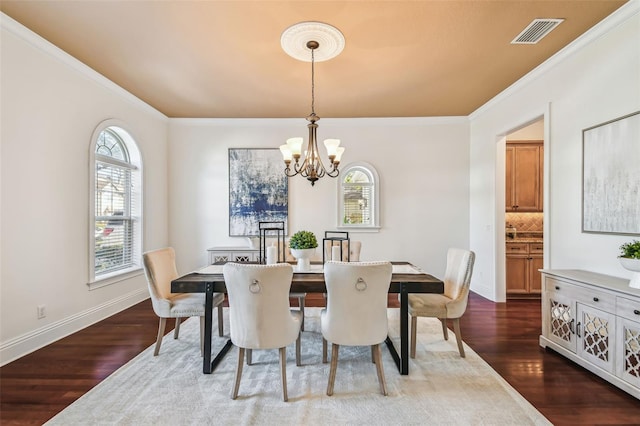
(258, 221), (285, 264)
(322, 231), (350, 263)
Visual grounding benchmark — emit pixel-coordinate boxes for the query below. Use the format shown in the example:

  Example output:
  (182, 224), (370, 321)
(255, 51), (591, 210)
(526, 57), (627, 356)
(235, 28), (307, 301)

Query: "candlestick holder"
(322, 231), (350, 263)
(258, 221), (285, 264)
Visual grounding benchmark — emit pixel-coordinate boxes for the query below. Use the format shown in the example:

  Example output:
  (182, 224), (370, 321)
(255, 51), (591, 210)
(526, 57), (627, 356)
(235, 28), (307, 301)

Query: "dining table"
(171, 261), (444, 375)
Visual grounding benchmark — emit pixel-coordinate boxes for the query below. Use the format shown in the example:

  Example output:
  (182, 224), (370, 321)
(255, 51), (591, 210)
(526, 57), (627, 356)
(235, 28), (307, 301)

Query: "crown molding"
(1, 12), (168, 122)
(469, 0), (640, 121)
(170, 116), (469, 127)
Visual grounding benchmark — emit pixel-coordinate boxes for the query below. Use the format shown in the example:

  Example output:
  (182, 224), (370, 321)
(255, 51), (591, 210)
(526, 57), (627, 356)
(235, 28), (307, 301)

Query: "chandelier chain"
(310, 47), (315, 115)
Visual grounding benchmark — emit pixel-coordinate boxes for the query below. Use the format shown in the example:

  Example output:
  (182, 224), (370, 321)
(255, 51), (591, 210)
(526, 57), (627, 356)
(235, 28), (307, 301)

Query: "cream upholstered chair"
(223, 262), (302, 401)
(143, 247), (225, 356)
(321, 261), (392, 396)
(408, 248), (475, 358)
(285, 240), (362, 331)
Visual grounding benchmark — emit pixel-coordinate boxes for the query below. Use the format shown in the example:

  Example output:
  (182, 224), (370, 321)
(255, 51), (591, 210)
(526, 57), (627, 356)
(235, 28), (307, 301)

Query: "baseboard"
(0, 288), (149, 366)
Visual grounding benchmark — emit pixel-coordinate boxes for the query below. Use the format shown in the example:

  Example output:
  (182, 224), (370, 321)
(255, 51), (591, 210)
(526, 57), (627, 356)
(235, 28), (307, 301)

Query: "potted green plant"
(618, 239), (640, 289)
(289, 230), (318, 271)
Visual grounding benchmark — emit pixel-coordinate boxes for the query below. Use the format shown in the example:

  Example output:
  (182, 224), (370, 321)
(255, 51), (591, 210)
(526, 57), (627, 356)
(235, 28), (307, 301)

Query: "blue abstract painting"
(229, 148), (288, 236)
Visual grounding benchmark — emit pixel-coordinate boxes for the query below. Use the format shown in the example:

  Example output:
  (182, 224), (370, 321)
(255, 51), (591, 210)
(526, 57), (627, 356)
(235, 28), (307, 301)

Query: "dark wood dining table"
(171, 261), (444, 375)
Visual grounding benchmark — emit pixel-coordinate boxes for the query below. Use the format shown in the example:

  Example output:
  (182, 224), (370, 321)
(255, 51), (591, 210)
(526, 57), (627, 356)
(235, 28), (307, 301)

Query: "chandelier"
(279, 22), (346, 186)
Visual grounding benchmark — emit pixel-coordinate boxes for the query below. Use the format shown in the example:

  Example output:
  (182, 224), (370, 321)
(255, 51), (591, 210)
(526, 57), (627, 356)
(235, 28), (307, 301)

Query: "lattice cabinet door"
(616, 317), (640, 388)
(576, 304), (616, 373)
(213, 254), (230, 263)
(545, 292), (577, 352)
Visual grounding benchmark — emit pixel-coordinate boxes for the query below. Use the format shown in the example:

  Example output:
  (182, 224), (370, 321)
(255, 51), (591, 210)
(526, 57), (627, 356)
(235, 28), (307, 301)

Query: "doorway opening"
(504, 118), (544, 300)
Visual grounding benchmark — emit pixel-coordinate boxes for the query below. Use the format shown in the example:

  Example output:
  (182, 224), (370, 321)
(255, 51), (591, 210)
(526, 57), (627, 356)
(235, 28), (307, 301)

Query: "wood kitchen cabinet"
(506, 141), (543, 212)
(506, 242), (543, 297)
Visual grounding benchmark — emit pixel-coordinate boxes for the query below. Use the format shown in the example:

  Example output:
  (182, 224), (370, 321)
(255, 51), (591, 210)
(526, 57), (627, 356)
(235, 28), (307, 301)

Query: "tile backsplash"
(506, 212), (543, 233)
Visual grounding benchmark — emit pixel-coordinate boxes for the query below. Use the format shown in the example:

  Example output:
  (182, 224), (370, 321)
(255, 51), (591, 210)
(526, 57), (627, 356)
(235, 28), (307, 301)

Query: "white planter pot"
(619, 257), (640, 289)
(290, 248), (316, 272)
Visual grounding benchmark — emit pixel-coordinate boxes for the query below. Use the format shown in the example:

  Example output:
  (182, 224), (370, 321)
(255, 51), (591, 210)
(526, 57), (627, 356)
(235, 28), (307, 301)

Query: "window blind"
(95, 159), (138, 275)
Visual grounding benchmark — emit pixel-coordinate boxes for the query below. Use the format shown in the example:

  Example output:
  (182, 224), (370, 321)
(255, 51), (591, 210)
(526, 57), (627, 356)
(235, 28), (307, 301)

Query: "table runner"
(195, 263), (424, 275)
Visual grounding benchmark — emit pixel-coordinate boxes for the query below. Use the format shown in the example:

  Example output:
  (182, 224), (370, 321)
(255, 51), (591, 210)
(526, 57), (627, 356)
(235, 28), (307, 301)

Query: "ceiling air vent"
(511, 18), (564, 44)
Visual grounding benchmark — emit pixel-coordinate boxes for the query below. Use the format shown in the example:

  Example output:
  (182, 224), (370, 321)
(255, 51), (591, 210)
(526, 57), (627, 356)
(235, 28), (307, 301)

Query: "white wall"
(469, 3), (640, 301)
(0, 16), (169, 364)
(168, 117), (470, 278)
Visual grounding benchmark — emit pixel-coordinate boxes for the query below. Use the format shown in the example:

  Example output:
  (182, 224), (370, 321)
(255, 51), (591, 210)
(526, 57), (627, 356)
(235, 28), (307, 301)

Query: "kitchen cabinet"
(506, 141), (543, 212)
(540, 270), (640, 399)
(506, 242), (543, 296)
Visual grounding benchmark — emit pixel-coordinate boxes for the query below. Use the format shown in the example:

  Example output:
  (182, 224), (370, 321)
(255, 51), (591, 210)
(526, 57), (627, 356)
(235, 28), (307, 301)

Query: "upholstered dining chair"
(142, 247), (225, 356)
(286, 240), (362, 332)
(223, 262), (302, 401)
(408, 248), (475, 358)
(321, 261), (392, 396)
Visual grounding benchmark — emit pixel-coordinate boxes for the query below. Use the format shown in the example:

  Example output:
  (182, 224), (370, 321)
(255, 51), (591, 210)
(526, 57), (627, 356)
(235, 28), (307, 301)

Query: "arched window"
(338, 162), (380, 231)
(89, 121), (143, 288)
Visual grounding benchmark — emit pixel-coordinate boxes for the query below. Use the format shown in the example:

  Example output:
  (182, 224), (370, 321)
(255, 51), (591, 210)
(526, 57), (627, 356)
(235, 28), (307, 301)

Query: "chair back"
(223, 263), (299, 349)
(322, 261), (392, 346)
(442, 248), (476, 317)
(142, 247), (179, 316)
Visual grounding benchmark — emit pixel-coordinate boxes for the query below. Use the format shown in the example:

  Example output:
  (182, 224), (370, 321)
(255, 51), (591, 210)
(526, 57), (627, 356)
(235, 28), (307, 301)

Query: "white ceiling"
(0, 1), (628, 118)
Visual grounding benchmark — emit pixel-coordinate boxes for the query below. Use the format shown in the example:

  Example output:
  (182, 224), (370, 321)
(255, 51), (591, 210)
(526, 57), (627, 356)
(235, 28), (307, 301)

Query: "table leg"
(399, 284), (409, 375)
(203, 284), (233, 374)
(384, 283), (409, 375)
(203, 284), (213, 374)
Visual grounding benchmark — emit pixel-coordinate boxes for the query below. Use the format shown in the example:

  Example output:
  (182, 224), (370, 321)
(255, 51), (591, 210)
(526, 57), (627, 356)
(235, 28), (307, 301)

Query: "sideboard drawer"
(573, 287), (616, 312)
(617, 296), (640, 321)
(545, 277), (580, 295)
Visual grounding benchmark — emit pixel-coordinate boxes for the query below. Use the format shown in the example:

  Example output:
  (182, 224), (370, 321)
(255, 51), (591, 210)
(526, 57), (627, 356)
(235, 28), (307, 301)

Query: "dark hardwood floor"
(1, 293), (639, 425)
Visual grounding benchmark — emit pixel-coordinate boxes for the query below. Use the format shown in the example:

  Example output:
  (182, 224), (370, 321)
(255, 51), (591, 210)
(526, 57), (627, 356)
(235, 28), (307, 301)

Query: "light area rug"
(46, 308), (551, 426)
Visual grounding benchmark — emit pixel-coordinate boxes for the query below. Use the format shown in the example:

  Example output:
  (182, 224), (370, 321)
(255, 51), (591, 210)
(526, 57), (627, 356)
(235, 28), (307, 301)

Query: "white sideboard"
(207, 246), (259, 264)
(540, 269), (640, 399)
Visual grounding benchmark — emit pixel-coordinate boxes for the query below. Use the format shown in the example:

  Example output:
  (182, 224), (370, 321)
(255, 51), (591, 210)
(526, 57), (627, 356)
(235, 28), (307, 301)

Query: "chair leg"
(231, 347), (245, 400)
(322, 337), (329, 363)
(410, 315), (417, 359)
(154, 318), (167, 356)
(279, 347), (288, 402)
(373, 344), (388, 396)
(371, 345), (375, 363)
(452, 318), (465, 358)
(200, 316), (205, 357)
(327, 343), (340, 396)
(217, 305), (224, 337)
(440, 318), (449, 340)
(296, 332), (301, 367)
(173, 317), (181, 339)
(246, 349), (252, 365)
(298, 296), (305, 331)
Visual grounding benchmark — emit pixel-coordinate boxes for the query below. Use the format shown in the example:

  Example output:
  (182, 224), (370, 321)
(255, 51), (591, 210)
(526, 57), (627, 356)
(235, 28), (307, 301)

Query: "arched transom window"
(338, 162), (380, 230)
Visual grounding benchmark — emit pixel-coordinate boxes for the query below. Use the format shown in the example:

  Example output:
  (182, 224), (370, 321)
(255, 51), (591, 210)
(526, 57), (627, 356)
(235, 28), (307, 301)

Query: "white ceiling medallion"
(281, 21), (345, 62)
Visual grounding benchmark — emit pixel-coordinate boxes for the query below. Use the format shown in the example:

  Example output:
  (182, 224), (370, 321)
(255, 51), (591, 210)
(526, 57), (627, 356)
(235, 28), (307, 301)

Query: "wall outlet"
(37, 304), (46, 319)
